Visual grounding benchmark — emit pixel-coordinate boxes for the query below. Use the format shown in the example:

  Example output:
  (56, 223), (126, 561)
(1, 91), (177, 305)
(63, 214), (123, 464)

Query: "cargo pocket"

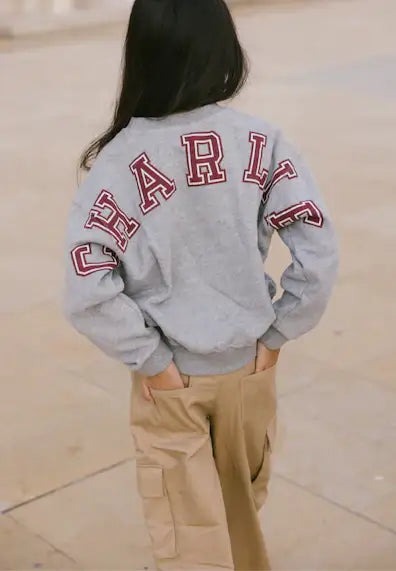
(241, 366), (277, 511)
(252, 415), (277, 511)
(136, 465), (177, 560)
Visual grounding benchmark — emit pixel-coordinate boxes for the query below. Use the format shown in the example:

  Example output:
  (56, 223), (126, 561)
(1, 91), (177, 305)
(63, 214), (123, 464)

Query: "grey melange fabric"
(64, 103), (338, 376)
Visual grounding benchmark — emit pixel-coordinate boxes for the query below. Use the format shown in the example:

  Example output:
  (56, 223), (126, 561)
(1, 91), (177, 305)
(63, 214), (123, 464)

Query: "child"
(64, 0), (338, 569)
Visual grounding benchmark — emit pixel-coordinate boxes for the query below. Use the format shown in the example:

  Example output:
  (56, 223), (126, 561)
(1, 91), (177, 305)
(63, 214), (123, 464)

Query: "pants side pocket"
(136, 464), (177, 560)
(251, 415), (277, 510)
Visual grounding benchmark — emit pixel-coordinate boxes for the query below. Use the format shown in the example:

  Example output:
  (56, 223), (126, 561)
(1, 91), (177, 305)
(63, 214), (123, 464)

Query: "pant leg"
(244, 368), (277, 512)
(212, 364), (277, 571)
(130, 372), (234, 571)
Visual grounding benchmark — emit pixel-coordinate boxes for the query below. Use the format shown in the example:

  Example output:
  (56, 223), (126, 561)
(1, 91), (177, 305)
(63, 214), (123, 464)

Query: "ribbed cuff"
(260, 326), (289, 350)
(139, 340), (174, 377)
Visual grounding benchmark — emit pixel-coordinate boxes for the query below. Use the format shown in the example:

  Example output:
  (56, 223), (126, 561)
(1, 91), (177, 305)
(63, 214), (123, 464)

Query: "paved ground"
(1, 0), (396, 569)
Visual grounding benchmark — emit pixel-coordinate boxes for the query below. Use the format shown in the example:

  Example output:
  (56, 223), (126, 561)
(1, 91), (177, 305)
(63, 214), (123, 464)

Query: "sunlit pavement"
(1, 0), (396, 568)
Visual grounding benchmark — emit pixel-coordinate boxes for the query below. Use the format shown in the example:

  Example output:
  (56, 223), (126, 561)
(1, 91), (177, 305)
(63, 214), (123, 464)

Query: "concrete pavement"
(1, 0), (396, 568)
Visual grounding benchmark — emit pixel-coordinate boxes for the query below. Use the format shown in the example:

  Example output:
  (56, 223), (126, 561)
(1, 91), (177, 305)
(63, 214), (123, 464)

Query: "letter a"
(130, 152), (176, 215)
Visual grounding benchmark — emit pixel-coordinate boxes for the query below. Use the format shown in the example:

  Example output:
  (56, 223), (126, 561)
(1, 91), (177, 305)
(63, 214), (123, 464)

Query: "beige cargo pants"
(130, 360), (277, 571)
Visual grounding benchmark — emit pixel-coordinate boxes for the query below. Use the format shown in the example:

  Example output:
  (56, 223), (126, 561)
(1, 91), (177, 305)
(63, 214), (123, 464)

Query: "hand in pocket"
(255, 342), (280, 373)
(142, 362), (185, 401)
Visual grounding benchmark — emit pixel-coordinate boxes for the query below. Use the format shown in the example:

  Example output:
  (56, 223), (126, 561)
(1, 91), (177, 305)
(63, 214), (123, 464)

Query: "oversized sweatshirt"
(64, 104), (338, 376)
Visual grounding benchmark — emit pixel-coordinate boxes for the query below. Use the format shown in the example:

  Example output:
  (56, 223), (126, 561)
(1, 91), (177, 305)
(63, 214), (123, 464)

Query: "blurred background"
(1, 0), (396, 569)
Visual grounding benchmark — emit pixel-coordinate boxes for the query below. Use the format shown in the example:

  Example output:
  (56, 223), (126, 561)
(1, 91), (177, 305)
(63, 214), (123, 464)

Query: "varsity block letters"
(73, 131), (321, 276)
(243, 132), (269, 190)
(85, 190), (140, 253)
(71, 244), (119, 276)
(129, 152), (176, 215)
(266, 200), (324, 230)
(181, 132), (227, 186)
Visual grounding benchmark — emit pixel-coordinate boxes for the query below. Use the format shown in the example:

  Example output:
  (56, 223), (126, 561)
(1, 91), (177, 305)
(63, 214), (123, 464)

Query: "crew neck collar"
(133, 103), (224, 129)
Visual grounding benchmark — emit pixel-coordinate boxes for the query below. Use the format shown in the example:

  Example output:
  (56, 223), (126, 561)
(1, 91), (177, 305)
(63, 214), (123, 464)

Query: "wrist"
(260, 327), (288, 351)
(139, 340), (173, 377)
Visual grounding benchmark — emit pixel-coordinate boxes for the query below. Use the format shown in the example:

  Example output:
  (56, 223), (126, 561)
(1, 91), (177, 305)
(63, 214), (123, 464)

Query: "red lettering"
(181, 131), (226, 187)
(130, 152), (176, 215)
(71, 244), (119, 276)
(243, 132), (268, 190)
(85, 190), (140, 253)
(265, 160), (298, 195)
(266, 200), (323, 230)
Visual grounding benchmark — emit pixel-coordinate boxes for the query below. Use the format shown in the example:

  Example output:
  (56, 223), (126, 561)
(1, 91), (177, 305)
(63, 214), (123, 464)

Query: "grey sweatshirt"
(64, 104), (338, 376)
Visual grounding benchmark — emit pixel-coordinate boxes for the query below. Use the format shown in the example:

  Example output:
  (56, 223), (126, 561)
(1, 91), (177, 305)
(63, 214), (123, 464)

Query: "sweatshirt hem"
(173, 344), (257, 376)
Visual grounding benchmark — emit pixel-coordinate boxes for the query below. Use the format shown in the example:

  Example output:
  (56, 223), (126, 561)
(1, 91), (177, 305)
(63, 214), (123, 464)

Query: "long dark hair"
(80, 0), (248, 170)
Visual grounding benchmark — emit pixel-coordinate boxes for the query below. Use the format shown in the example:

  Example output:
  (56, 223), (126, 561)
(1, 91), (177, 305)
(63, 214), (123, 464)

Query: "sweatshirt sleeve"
(259, 132), (339, 350)
(63, 195), (174, 377)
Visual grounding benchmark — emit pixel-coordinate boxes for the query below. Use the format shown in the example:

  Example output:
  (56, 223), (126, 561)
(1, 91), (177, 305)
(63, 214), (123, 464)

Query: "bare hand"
(255, 342), (280, 373)
(142, 362), (185, 402)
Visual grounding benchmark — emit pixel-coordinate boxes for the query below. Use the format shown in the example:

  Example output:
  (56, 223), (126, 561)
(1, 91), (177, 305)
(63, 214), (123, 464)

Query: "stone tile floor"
(1, 0), (395, 569)
(0, 0), (131, 14)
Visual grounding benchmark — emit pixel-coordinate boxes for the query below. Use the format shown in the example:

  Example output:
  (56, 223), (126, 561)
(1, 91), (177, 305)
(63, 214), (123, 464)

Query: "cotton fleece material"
(64, 104), (338, 376)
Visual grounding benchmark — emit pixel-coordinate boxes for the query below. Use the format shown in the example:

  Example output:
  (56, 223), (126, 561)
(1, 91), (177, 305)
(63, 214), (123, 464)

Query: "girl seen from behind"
(64, 1), (338, 569)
